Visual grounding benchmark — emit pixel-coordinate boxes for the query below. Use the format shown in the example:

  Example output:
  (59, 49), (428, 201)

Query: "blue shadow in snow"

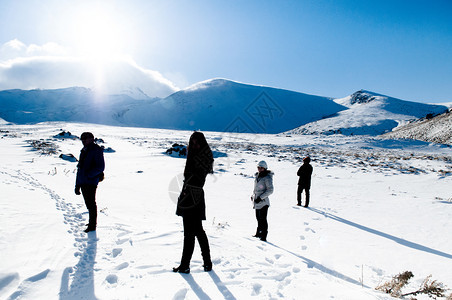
(308, 207), (452, 260)
(59, 232), (98, 300)
(265, 242), (367, 288)
(179, 273), (211, 299)
(208, 270), (237, 300)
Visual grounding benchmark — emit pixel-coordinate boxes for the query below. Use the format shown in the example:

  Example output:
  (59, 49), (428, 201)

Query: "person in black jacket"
(297, 156), (313, 207)
(75, 132), (105, 233)
(173, 131), (214, 274)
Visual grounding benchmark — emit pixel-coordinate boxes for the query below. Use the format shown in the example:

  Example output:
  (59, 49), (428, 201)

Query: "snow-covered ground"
(1, 122), (451, 299)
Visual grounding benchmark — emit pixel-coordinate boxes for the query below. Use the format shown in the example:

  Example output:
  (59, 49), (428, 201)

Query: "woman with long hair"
(173, 131), (214, 273)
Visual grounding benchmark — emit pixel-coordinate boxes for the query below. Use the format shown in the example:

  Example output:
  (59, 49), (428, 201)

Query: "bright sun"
(73, 7), (127, 60)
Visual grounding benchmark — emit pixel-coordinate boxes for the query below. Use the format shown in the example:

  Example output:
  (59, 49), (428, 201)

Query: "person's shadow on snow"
(59, 231), (98, 300)
(177, 270), (237, 300)
(307, 207), (452, 260)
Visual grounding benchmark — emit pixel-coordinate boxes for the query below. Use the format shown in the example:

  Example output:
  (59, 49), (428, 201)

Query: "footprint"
(301, 246), (307, 250)
(299, 235), (305, 240)
(115, 262), (129, 270)
(252, 283), (262, 296)
(112, 248), (123, 258)
(26, 269), (50, 282)
(105, 274), (118, 284)
(116, 238), (129, 245)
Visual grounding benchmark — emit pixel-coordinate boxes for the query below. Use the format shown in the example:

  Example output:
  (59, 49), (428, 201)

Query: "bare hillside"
(382, 109), (452, 145)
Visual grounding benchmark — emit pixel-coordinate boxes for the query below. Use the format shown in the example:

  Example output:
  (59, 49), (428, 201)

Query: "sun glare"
(73, 7), (127, 61)
(70, 4), (135, 95)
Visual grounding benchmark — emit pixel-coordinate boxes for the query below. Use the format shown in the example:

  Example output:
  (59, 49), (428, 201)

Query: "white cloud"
(0, 40), (179, 98)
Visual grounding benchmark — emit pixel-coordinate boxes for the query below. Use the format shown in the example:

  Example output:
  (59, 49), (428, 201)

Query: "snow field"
(0, 122), (451, 299)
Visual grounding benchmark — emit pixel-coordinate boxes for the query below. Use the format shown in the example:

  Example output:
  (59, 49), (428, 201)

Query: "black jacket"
(297, 163), (313, 187)
(176, 148), (213, 220)
(76, 143), (105, 187)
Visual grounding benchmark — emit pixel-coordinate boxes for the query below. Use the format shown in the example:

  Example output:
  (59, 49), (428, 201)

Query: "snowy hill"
(0, 87), (151, 126)
(0, 79), (346, 133)
(286, 90), (448, 136)
(1, 84), (449, 136)
(116, 79), (346, 133)
(382, 108), (452, 145)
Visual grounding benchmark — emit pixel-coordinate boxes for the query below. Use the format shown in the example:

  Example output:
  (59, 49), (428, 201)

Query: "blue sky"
(0, 0), (451, 102)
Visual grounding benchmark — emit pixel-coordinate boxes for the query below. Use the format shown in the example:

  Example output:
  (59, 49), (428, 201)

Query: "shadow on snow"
(308, 207), (452, 260)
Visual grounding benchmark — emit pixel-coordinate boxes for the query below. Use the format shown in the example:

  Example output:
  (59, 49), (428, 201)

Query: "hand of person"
(254, 197), (262, 203)
(75, 186), (81, 195)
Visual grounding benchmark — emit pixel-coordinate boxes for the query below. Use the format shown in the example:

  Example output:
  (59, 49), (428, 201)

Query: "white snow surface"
(1, 122), (451, 299)
(287, 90), (448, 136)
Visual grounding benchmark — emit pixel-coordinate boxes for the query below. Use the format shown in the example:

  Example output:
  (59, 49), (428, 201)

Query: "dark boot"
(253, 228), (261, 238)
(173, 266), (190, 274)
(260, 231), (268, 242)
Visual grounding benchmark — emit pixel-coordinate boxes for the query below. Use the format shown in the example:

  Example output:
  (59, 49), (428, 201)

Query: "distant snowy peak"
(185, 78), (275, 93)
(185, 78), (233, 91)
(287, 90), (448, 136)
(115, 86), (154, 100)
(335, 90), (384, 107)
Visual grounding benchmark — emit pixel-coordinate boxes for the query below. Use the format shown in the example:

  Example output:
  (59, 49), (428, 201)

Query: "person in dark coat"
(173, 131), (214, 274)
(75, 132), (105, 233)
(297, 156), (313, 207)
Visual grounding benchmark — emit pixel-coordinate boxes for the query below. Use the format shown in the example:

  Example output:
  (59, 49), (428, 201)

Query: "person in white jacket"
(251, 160), (274, 241)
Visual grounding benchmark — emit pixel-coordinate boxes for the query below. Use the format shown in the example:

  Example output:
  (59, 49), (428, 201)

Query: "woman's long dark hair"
(185, 131), (214, 177)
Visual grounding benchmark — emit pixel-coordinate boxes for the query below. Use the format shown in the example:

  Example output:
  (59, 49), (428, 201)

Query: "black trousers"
(255, 205), (269, 238)
(297, 185), (310, 207)
(180, 216), (211, 268)
(81, 185), (97, 229)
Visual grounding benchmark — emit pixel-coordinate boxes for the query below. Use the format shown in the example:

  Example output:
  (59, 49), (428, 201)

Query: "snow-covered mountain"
(286, 90), (448, 136)
(0, 83), (449, 136)
(382, 108), (452, 145)
(0, 79), (346, 133)
(115, 79), (346, 133)
(0, 87), (149, 126)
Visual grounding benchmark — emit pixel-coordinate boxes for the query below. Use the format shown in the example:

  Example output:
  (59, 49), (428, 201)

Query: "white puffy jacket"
(252, 171), (274, 209)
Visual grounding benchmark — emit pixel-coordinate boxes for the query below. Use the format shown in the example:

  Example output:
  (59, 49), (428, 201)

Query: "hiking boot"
(203, 264), (212, 272)
(173, 266), (190, 274)
(84, 227), (96, 233)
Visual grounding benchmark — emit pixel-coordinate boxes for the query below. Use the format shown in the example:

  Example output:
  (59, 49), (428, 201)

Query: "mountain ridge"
(286, 90), (448, 136)
(0, 80), (448, 136)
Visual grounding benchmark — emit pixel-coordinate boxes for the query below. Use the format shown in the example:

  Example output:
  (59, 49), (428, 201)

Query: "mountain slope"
(0, 87), (150, 126)
(0, 79), (346, 134)
(116, 79), (347, 133)
(381, 108), (452, 145)
(286, 90), (448, 136)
